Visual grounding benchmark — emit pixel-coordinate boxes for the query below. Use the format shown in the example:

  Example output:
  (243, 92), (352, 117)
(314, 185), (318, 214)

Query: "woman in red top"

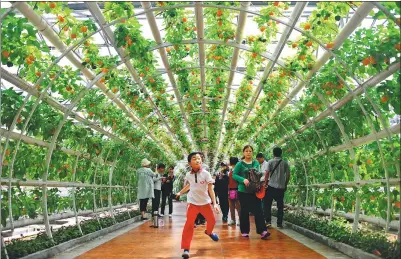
(228, 157), (241, 226)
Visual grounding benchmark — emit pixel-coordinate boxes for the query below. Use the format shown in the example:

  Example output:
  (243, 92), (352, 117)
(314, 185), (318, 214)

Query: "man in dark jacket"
(161, 166), (175, 217)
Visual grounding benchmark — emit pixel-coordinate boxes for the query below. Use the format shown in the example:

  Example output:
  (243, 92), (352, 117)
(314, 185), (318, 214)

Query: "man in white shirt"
(152, 163), (165, 217)
(256, 153), (268, 214)
(256, 153), (268, 182)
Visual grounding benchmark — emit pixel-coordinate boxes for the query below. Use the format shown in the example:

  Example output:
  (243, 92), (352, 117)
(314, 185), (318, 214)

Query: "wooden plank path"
(77, 202), (326, 259)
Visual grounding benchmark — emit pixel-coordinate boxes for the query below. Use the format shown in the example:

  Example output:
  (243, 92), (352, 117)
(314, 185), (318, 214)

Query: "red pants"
(181, 203), (216, 250)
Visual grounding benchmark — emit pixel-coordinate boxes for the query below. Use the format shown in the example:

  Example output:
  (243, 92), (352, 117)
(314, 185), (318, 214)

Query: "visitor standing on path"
(137, 158), (154, 220)
(256, 152), (269, 212)
(228, 156), (241, 226)
(161, 166), (175, 217)
(263, 147), (290, 229)
(233, 145), (270, 240)
(176, 152), (220, 259)
(152, 163), (165, 216)
(214, 162), (229, 223)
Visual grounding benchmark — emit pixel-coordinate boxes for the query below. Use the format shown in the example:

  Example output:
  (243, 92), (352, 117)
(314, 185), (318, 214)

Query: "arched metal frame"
(87, 2), (188, 156)
(230, 3), (375, 153)
(0, 1), (399, 249)
(14, 2), (178, 160)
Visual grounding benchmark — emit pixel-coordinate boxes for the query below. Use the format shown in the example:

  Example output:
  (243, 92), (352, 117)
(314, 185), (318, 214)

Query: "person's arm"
(153, 173), (160, 183)
(146, 170), (154, 178)
(232, 162), (248, 186)
(263, 162), (271, 188)
(176, 183), (190, 197)
(208, 183), (220, 213)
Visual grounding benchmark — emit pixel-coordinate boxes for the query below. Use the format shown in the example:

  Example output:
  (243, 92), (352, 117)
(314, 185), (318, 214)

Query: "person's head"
(229, 157), (239, 167)
(141, 158), (151, 168)
(168, 166), (174, 175)
(157, 163), (165, 173)
(273, 147), (283, 157)
(187, 152), (203, 170)
(220, 162), (227, 169)
(256, 152), (265, 164)
(242, 145), (254, 160)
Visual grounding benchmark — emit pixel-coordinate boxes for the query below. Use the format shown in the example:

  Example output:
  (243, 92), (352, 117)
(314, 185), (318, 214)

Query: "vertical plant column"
(211, 1), (250, 169)
(252, 2), (372, 140)
(71, 155), (83, 236)
(335, 70), (394, 231)
(140, 1), (197, 151)
(228, 2), (306, 154)
(279, 122), (309, 206)
(88, 2), (189, 156)
(315, 91), (362, 233)
(108, 157), (118, 224)
(15, 2), (177, 160)
(195, 2), (208, 158)
(38, 68), (102, 239)
(5, 72), (63, 230)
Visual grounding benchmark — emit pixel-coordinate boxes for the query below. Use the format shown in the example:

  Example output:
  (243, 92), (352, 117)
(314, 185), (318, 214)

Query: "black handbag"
(245, 167), (262, 193)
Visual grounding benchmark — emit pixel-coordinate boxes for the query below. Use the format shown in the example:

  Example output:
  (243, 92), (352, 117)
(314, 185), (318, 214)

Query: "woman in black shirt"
(161, 166), (175, 217)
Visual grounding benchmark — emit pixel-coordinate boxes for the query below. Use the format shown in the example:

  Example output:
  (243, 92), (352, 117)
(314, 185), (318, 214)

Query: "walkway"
(54, 202), (350, 259)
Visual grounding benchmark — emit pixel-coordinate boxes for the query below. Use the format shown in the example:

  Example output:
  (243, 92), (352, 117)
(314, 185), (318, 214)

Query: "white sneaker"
(169, 214), (172, 218)
(228, 220), (236, 226)
(160, 213), (164, 216)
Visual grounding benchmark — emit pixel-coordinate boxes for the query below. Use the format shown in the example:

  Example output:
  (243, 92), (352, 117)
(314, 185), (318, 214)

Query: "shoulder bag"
(256, 160), (282, 199)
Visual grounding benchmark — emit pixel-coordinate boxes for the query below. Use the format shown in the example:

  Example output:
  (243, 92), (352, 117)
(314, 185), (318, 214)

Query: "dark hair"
(168, 166), (175, 170)
(187, 151), (204, 162)
(229, 157), (239, 166)
(242, 145), (254, 152)
(256, 153), (264, 159)
(157, 163), (166, 169)
(220, 162), (227, 166)
(273, 147), (282, 157)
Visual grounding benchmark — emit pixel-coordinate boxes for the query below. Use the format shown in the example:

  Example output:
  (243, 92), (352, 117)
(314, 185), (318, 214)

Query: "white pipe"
(276, 62), (400, 146)
(239, 2), (307, 129)
(87, 2), (185, 156)
(0, 128), (109, 165)
(149, 40), (303, 81)
(1, 203), (138, 231)
(0, 66), (152, 158)
(86, 4), (179, 157)
(331, 123), (400, 152)
(295, 123), (400, 164)
(286, 205), (400, 230)
(287, 178), (400, 188)
(195, 2), (208, 158)
(15, 2), (169, 154)
(212, 2), (250, 170)
(255, 2), (375, 135)
(0, 178), (130, 188)
(140, 1), (197, 151)
(225, 2), (307, 154)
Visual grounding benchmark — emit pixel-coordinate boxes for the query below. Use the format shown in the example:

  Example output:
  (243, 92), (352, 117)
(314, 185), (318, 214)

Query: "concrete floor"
(52, 202), (350, 259)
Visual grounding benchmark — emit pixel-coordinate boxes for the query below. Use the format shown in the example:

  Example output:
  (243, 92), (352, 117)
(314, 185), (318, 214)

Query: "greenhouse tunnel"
(0, 1), (400, 258)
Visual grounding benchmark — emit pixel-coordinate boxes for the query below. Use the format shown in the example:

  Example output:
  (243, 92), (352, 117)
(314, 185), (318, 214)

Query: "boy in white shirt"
(176, 152), (220, 259)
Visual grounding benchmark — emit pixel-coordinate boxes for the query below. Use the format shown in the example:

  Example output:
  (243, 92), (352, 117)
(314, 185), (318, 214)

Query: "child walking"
(176, 152), (220, 258)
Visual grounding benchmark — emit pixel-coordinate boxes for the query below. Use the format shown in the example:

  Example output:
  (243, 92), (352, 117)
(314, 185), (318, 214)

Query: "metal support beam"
(195, 2), (208, 157)
(141, 1), (197, 151)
